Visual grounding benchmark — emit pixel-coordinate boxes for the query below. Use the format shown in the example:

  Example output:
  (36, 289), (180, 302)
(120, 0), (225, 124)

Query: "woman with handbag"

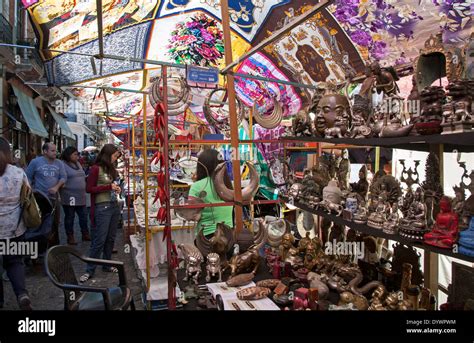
(0, 137), (32, 310)
(80, 144), (122, 282)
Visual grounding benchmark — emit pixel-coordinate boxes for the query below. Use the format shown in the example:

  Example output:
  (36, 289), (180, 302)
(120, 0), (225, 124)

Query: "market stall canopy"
(47, 105), (76, 139)
(25, 0), (472, 118)
(12, 86), (49, 138)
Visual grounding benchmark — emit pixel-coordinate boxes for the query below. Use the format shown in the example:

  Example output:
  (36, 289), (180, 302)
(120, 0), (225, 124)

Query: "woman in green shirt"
(188, 149), (233, 237)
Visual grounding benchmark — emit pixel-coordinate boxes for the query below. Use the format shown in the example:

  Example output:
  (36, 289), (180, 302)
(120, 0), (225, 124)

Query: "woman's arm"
(86, 165), (112, 194)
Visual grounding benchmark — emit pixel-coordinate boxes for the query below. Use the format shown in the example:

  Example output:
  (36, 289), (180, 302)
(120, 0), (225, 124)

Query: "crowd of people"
(0, 138), (125, 310)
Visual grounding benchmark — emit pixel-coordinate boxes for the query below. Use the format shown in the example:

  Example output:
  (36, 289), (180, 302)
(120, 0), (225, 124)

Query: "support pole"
(142, 93), (150, 293)
(424, 144), (442, 298)
(126, 118), (131, 239)
(96, 0), (104, 58)
(162, 66), (176, 310)
(220, 0), (244, 234)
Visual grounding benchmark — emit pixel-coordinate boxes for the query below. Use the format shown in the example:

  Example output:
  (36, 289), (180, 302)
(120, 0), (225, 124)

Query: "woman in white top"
(0, 137), (32, 310)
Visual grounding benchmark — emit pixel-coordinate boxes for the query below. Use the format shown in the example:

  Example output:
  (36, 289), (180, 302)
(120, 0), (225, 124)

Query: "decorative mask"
(314, 93), (351, 136)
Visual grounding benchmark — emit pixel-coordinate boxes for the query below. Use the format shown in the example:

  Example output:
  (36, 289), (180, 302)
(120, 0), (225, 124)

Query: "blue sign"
(186, 65), (219, 85)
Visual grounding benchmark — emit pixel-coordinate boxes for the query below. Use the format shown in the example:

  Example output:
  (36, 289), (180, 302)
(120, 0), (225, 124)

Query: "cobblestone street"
(1, 209), (144, 310)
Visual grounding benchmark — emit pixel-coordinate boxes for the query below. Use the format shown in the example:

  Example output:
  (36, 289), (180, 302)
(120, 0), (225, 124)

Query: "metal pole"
(233, 72), (319, 90)
(2, 43), (320, 91)
(220, 0), (244, 234)
(143, 92), (150, 293)
(126, 118), (131, 239)
(162, 66), (176, 310)
(132, 119), (137, 234)
(12, 0), (18, 57)
(96, 0), (104, 58)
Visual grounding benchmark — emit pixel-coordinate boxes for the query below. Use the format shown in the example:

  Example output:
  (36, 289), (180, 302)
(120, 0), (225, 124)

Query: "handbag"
(18, 182), (42, 228)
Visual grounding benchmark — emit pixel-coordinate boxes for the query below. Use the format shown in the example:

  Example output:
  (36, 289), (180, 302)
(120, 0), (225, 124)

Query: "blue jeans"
(86, 202), (120, 276)
(62, 205), (89, 235)
(1, 235), (27, 298)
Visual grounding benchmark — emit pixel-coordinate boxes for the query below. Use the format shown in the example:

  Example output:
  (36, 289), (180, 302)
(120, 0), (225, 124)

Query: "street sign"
(15, 121), (22, 130)
(186, 65), (219, 88)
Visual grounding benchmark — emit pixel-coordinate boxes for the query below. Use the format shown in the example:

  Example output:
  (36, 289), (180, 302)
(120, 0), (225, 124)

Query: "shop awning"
(47, 105), (75, 140)
(12, 86), (48, 138)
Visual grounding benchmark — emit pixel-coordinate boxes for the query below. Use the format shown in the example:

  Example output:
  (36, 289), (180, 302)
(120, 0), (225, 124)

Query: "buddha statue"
(350, 165), (369, 201)
(424, 196), (459, 249)
(398, 187), (429, 241)
(322, 180), (343, 205)
(459, 217), (474, 257)
(367, 194), (389, 229)
(383, 202), (400, 235)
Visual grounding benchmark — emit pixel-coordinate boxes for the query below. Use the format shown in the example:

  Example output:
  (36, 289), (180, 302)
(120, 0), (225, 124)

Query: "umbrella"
(83, 146), (99, 152)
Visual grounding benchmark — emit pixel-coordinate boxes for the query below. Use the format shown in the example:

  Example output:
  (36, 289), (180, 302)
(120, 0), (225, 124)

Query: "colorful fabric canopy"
(25, 0), (472, 120)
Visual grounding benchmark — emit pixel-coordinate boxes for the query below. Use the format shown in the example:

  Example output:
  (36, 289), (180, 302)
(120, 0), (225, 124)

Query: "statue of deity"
(424, 196), (459, 249)
(398, 188), (429, 241)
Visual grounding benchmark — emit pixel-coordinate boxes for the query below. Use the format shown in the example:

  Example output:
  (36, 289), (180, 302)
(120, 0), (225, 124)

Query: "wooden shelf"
(282, 197), (474, 263)
(284, 132), (474, 152)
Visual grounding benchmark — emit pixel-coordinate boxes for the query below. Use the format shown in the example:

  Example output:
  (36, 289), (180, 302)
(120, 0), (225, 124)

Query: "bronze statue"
(383, 202), (400, 235)
(196, 222), (235, 268)
(350, 95), (372, 138)
(441, 80), (473, 134)
(228, 227), (267, 277)
(205, 253), (222, 282)
(279, 232), (296, 261)
(292, 110), (313, 137)
(367, 192), (389, 229)
(178, 244), (204, 285)
(398, 188), (429, 241)
(337, 149), (350, 192)
(371, 62), (400, 96)
(368, 173), (402, 213)
(350, 165), (369, 201)
(298, 231), (313, 254)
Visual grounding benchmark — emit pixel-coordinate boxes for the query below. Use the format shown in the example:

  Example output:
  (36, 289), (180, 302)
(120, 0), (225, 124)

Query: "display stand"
(282, 133), (474, 296)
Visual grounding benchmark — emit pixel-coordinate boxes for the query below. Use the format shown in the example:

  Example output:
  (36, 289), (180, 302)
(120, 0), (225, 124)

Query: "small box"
(274, 282), (289, 296)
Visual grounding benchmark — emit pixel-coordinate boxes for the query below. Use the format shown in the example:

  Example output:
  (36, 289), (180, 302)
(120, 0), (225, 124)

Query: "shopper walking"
(60, 147), (90, 245)
(80, 144), (121, 282)
(0, 137), (32, 310)
(26, 143), (66, 246)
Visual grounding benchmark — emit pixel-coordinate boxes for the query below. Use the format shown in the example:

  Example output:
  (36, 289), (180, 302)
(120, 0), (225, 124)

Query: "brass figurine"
(178, 244), (204, 285)
(205, 253), (222, 283)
